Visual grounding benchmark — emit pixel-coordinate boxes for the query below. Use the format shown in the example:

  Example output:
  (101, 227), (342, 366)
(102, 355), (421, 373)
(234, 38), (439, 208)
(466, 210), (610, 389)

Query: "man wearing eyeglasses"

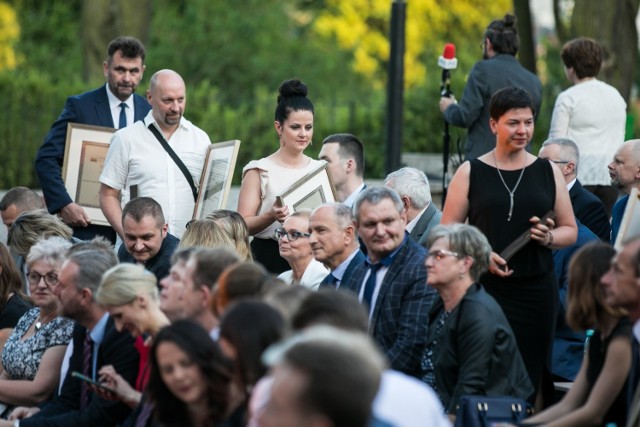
(276, 211), (328, 291)
(117, 197), (178, 284)
(340, 187), (434, 378)
(539, 138), (610, 241)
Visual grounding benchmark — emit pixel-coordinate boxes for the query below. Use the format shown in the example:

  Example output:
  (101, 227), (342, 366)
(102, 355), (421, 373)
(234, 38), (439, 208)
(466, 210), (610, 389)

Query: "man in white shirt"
(99, 69), (211, 239)
(319, 133), (365, 207)
(384, 167), (442, 247)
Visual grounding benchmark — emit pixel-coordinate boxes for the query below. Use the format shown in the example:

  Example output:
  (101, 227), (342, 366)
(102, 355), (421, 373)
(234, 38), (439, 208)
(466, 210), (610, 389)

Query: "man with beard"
(609, 139), (640, 244)
(99, 69), (211, 239)
(35, 37), (150, 243)
(439, 14), (542, 160)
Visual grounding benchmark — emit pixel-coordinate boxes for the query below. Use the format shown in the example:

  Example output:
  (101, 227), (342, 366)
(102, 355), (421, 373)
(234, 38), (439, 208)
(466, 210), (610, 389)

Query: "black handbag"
(454, 395), (531, 427)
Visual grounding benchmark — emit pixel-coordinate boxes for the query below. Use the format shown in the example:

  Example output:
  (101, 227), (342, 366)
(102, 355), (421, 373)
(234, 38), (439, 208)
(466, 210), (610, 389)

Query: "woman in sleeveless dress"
(238, 79), (323, 274)
(442, 86), (577, 407)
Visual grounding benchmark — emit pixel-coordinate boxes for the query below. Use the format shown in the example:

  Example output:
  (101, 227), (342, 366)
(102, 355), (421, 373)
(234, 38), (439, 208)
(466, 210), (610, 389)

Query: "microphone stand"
(441, 69), (452, 204)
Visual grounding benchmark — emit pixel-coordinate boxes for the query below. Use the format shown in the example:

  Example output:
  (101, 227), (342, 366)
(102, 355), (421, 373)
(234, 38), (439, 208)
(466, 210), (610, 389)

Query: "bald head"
(609, 139), (640, 193)
(147, 70), (186, 132)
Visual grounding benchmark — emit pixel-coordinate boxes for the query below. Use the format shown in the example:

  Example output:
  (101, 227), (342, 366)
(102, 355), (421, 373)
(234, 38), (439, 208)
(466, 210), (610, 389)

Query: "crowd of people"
(0, 11), (638, 427)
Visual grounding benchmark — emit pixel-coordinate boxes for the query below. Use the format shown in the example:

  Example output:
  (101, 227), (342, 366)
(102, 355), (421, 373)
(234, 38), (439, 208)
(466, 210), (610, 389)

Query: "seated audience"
(263, 285), (311, 324)
(0, 237), (74, 411)
(524, 242), (631, 427)
(118, 197), (179, 284)
(276, 211), (328, 290)
(219, 301), (285, 426)
(146, 320), (233, 427)
(0, 244), (31, 356)
(422, 224), (533, 417)
(94, 263), (171, 411)
(180, 212), (252, 261)
(5, 238), (139, 427)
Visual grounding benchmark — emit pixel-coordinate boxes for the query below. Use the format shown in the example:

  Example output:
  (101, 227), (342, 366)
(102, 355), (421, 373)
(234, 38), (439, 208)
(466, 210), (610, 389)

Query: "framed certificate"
(614, 187), (640, 250)
(61, 123), (115, 226)
(192, 140), (241, 219)
(276, 161), (338, 212)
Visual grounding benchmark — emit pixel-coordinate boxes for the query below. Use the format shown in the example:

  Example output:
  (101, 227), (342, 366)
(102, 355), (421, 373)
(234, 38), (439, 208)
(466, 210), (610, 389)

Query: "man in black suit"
(309, 203), (365, 289)
(340, 187), (434, 377)
(385, 167), (442, 247)
(539, 138), (610, 241)
(439, 14), (542, 160)
(7, 239), (139, 427)
(35, 36), (151, 243)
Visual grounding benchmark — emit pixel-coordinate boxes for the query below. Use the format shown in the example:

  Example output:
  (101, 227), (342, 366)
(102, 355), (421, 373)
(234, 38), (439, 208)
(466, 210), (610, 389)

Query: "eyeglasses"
(275, 228), (310, 241)
(27, 271), (59, 287)
(426, 249), (461, 261)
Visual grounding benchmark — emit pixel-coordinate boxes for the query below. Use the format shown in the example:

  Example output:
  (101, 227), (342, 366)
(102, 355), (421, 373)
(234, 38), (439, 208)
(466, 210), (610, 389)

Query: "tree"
(513, 0), (536, 74)
(0, 1), (19, 70)
(553, 0), (640, 104)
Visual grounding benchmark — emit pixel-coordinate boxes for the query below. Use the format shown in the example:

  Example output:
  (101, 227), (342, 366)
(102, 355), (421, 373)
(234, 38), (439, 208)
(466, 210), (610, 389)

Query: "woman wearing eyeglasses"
(276, 211), (328, 291)
(421, 224), (533, 420)
(0, 237), (74, 412)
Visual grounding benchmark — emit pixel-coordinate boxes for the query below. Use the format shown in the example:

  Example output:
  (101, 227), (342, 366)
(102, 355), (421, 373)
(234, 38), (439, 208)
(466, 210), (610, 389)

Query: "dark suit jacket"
(35, 86), (150, 240)
(319, 249), (365, 289)
(443, 54), (542, 159)
(409, 203), (442, 247)
(569, 179), (610, 241)
(22, 316), (139, 427)
(341, 237), (434, 377)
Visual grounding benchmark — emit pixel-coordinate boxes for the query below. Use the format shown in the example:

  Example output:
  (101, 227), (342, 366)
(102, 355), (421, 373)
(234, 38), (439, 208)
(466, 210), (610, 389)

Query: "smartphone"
(71, 371), (115, 393)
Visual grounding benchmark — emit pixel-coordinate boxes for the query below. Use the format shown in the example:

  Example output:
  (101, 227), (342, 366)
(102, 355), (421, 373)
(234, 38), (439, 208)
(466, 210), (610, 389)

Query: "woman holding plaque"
(442, 86), (577, 406)
(238, 79), (323, 274)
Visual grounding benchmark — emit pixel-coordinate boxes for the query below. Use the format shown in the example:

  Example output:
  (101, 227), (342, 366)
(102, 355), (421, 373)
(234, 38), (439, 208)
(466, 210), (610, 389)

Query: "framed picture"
(61, 123), (116, 226)
(614, 187), (640, 250)
(192, 140), (241, 219)
(276, 161), (338, 213)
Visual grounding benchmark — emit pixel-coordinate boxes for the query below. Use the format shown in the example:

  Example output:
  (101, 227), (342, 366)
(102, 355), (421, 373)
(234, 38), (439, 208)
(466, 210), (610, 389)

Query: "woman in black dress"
(442, 86), (577, 406)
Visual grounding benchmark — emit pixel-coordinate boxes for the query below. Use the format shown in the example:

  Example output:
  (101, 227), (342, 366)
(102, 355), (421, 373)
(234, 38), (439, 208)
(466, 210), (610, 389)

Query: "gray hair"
(353, 187), (403, 222)
(26, 236), (72, 270)
(427, 224), (492, 281)
(312, 203), (355, 231)
(541, 138), (580, 171)
(66, 239), (118, 297)
(384, 167), (432, 209)
(0, 187), (44, 212)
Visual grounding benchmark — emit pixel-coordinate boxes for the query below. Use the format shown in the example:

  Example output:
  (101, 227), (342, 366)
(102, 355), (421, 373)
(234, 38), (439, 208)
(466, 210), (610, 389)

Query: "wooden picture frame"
(192, 140), (241, 219)
(614, 187), (640, 250)
(61, 123), (116, 226)
(276, 161), (338, 212)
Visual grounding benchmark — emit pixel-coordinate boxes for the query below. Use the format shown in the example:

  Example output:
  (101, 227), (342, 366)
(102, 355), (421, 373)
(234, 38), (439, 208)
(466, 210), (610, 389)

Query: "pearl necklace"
(492, 150), (527, 222)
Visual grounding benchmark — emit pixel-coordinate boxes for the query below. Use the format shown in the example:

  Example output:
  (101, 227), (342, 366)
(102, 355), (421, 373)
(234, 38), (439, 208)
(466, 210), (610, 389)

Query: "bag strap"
(147, 123), (198, 202)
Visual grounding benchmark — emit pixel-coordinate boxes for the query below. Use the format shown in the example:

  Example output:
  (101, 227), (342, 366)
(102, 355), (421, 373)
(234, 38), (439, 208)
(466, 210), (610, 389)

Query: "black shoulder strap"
(147, 123), (198, 201)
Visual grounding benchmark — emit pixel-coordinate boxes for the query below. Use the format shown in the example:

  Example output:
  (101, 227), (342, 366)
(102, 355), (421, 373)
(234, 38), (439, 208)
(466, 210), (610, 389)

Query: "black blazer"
(35, 86), (150, 240)
(22, 316), (139, 427)
(427, 283), (533, 413)
(341, 237), (434, 377)
(569, 179), (610, 241)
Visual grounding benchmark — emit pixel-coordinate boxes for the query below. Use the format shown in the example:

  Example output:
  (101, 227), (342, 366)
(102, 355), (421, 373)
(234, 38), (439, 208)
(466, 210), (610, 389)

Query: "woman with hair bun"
(238, 79), (323, 274)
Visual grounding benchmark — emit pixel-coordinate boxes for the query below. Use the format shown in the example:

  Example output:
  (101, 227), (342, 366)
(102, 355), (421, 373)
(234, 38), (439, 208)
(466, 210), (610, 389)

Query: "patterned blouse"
(1, 308), (74, 380)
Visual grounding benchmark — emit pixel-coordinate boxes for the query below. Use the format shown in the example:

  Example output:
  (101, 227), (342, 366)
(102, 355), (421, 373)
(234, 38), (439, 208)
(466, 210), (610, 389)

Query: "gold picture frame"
(192, 140), (241, 219)
(61, 123), (116, 226)
(276, 161), (338, 212)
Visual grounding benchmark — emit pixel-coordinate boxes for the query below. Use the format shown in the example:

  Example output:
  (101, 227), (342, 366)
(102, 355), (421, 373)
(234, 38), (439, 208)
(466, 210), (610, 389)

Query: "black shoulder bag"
(147, 123), (198, 202)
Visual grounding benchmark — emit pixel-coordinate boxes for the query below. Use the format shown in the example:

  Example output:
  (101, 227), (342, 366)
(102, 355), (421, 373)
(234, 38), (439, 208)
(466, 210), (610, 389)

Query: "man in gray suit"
(385, 167), (441, 247)
(439, 13), (542, 160)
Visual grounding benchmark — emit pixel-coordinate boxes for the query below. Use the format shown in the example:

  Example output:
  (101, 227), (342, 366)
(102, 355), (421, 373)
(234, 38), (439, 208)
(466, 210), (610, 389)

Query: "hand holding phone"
(71, 371), (115, 393)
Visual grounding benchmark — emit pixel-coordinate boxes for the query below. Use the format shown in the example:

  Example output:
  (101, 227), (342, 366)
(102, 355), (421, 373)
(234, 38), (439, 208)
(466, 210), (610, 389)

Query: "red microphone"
(438, 43), (458, 70)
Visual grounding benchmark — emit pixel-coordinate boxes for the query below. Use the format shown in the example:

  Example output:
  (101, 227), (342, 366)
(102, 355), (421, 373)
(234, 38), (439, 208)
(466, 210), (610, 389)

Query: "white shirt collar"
(343, 182), (366, 208)
(566, 178), (577, 191)
(105, 83), (134, 111)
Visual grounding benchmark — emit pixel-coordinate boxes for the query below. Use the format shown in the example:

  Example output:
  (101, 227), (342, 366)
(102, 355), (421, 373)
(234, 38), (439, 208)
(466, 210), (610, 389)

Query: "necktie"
(81, 333), (93, 409)
(320, 273), (338, 288)
(119, 102), (127, 129)
(362, 263), (381, 311)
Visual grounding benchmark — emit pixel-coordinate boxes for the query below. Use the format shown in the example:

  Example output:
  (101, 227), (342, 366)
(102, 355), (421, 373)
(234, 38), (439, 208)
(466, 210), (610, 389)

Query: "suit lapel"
(341, 250), (365, 287)
(94, 87), (114, 128)
(410, 204), (437, 241)
(368, 243), (409, 332)
(133, 95), (150, 121)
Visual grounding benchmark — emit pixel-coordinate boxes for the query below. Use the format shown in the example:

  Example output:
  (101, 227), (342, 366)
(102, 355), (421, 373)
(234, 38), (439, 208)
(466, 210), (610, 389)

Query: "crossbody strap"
(147, 123), (198, 202)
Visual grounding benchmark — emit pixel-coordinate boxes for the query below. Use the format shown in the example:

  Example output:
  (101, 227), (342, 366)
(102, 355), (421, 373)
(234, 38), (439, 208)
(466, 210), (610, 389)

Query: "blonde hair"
(96, 263), (158, 307)
(180, 213), (252, 261)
